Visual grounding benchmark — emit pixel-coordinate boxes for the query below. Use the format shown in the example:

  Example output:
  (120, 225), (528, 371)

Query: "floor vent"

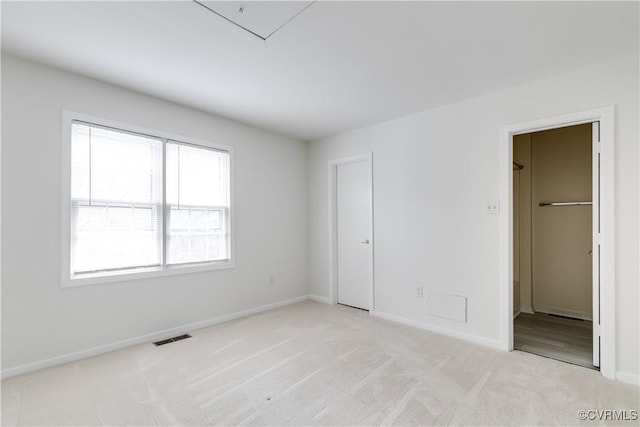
(153, 334), (192, 347)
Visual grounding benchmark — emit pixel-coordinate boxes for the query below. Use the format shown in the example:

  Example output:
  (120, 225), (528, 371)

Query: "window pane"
(72, 123), (163, 203)
(71, 123), (162, 274)
(167, 207), (226, 265)
(166, 143), (229, 207)
(166, 142), (230, 265)
(72, 202), (161, 273)
(71, 124), (91, 200)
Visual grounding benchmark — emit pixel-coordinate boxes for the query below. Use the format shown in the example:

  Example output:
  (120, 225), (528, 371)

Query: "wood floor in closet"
(514, 312), (595, 369)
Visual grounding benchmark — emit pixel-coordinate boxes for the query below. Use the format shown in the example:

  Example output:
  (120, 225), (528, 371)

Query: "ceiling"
(2, 1), (638, 141)
(196, 1), (314, 40)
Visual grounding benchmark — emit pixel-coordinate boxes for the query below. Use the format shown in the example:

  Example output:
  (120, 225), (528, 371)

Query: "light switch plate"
(486, 200), (500, 214)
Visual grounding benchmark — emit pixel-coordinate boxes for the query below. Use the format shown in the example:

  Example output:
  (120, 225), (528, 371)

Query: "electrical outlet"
(268, 276), (274, 286)
(486, 200), (500, 215)
(416, 286), (423, 298)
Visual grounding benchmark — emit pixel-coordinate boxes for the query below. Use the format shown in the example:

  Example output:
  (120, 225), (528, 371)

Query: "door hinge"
(594, 324), (601, 336)
(594, 233), (601, 244)
(595, 142), (601, 153)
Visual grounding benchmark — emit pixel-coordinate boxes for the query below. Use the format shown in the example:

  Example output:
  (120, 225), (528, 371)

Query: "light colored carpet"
(2, 301), (638, 426)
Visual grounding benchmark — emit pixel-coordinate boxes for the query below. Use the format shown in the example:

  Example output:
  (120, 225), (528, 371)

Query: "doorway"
(512, 123), (597, 369)
(328, 153), (374, 312)
(499, 106), (615, 379)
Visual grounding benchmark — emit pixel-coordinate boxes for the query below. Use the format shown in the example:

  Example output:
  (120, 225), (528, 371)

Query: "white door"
(592, 121), (601, 367)
(336, 161), (371, 310)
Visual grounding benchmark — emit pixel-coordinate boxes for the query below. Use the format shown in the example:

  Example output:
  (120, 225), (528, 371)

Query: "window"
(166, 142), (230, 265)
(65, 116), (232, 284)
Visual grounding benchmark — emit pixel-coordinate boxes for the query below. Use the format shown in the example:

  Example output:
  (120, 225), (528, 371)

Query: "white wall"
(308, 54), (639, 382)
(1, 55), (309, 373)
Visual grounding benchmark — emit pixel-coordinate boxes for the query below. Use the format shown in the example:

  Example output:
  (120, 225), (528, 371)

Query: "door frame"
(328, 153), (374, 312)
(499, 106), (615, 379)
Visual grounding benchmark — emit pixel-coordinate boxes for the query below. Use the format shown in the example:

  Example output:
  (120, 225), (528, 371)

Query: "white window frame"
(61, 111), (235, 287)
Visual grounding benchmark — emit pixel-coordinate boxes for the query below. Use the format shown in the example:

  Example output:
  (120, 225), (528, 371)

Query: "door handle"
(361, 239), (370, 244)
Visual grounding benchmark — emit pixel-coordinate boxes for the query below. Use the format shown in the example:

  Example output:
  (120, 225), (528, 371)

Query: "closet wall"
(513, 167), (520, 316)
(514, 134), (533, 313)
(514, 124), (592, 319)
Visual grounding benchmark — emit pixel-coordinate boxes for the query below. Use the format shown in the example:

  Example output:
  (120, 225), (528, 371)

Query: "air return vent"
(153, 334), (192, 346)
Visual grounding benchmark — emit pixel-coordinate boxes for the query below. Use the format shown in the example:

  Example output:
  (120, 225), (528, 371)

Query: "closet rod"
(538, 201), (592, 207)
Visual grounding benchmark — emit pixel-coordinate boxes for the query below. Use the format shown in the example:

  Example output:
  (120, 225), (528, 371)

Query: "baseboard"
(1, 295), (309, 379)
(371, 310), (500, 349)
(534, 304), (592, 321)
(520, 305), (534, 314)
(616, 371), (640, 386)
(307, 294), (331, 304)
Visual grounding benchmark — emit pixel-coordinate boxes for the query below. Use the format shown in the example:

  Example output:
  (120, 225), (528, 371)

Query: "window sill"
(61, 260), (235, 288)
